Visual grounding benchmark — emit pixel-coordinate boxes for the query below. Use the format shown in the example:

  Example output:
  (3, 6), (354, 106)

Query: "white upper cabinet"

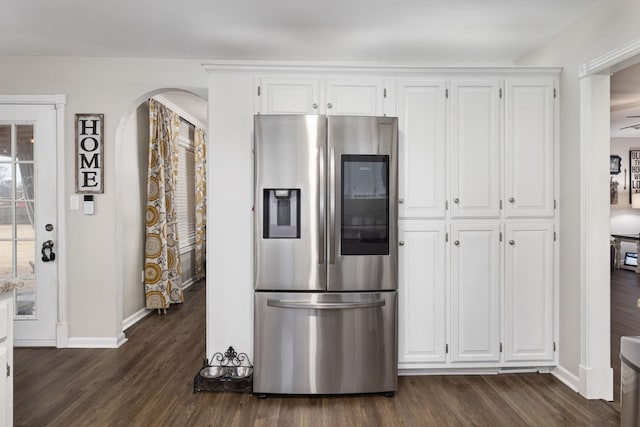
(450, 223), (500, 363)
(398, 221), (446, 364)
(450, 80), (501, 219)
(255, 77), (321, 114)
(325, 77), (387, 116)
(397, 79), (447, 219)
(255, 76), (393, 117)
(504, 79), (555, 218)
(503, 223), (555, 362)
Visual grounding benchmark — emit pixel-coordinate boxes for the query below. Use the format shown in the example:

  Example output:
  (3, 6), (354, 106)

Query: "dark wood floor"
(611, 267), (640, 405)
(14, 280), (620, 426)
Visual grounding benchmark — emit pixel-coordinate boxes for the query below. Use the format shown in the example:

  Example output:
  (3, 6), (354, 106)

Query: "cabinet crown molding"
(202, 60), (561, 76)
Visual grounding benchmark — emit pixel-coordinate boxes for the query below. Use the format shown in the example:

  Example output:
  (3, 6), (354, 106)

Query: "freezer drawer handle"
(267, 299), (386, 310)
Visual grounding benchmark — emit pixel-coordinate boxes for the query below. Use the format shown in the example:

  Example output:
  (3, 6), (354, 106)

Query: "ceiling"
(611, 63), (640, 137)
(4, 0), (626, 131)
(1, 0), (604, 63)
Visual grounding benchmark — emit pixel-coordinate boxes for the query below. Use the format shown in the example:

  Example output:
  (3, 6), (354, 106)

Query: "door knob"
(454, 198), (459, 204)
(509, 197), (515, 203)
(312, 103), (318, 109)
(454, 240), (460, 246)
(399, 198), (404, 204)
(399, 241), (405, 246)
(327, 102), (333, 109)
(41, 240), (56, 262)
(509, 240), (515, 245)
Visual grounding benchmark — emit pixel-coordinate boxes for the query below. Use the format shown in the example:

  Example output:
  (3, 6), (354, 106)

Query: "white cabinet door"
(256, 77), (321, 114)
(325, 78), (385, 116)
(450, 223), (500, 362)
(450, 80), (501, 218)
(398, 221), (446, 364)
(0, 346), (5, 427)
(504, 79), (555, 218)
(0, 295), (12, 427)
(397, 80), (447, 219)
(504, 223), (554, 362)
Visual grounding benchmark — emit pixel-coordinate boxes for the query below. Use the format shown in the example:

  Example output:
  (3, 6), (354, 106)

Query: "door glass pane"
(0, 241), (12, 277)
(16, 202), (34, 238)
(16, 278), (34, 316)
(341, 155), (389, 255)
(0, 124), (37, 318)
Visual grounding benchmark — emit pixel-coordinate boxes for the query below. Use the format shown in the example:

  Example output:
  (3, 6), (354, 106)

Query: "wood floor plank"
(14, 280), (620, 426)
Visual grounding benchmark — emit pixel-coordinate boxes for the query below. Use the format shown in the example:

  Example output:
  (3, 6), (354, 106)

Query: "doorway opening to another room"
(115, 89), (207, 339)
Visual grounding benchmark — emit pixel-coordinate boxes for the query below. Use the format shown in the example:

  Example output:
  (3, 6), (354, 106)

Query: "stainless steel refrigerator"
(253, 114), (398, 396)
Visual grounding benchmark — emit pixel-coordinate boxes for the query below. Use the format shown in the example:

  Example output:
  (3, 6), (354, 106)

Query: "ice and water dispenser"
(262, 189), (300, 239)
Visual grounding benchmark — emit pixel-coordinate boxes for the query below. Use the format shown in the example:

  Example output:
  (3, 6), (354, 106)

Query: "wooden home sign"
(75, 113), (104, 193)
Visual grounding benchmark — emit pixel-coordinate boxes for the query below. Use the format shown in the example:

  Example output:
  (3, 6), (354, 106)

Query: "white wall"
(121, 101), (149, 320)
(0, 57), (207, 344)
(517, 0), (640, 382)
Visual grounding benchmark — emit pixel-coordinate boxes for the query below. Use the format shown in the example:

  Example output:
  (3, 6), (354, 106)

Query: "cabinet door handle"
(312, 103), (318, 109)
(398, 198), (404, 204)
(509, 197), (515, 203)
(509, 240), (515, 245)
(327, 102), (333, 109)
(453, 198), (459, 204)
(399, 241), (405, 246)
(454, 240), (460, 246)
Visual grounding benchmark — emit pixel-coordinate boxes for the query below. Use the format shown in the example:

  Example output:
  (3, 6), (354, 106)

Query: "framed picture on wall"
(631, 149), (640, 204)
(611, 155), (622, 174)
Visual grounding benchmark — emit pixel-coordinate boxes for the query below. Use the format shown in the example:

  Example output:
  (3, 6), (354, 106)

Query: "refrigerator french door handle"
(329, 146), (336, 265)
(267, 299), (386, 310)
(318, 145), (325, 265)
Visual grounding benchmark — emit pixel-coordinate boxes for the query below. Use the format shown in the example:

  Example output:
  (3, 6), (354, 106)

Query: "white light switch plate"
(70, 195), (80, 210)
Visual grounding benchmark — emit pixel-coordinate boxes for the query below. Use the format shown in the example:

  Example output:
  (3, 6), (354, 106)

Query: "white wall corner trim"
(67, 335), (127, 349)
(552, 365), (580, 393)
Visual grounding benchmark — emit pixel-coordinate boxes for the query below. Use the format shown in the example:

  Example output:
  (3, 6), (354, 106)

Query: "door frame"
(579, 37), (640, 399)
(0, 95), (68, 347)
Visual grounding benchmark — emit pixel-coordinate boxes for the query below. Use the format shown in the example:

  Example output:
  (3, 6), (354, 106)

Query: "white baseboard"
(121, 278), (200, 332)
(14, 339), (56, 347)
(67, 336), (124, 348)
(123, 307), (152, 331)
(552, 365), (580, 393)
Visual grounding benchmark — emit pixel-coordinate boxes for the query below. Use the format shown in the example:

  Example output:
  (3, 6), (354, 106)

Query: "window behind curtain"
(176, 128), (196, 251)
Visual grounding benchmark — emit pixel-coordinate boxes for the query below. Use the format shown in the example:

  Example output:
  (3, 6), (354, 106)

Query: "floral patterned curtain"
(194, 128), (207, 281)
(145, 99), (183, 310)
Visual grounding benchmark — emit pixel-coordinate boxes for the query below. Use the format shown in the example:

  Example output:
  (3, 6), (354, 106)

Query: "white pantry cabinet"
(503, 222), (555, 362)
(449, 223), (501, 363)
(254, 76), (394, 116)
(398, 221), (446, 364)
(450, 80), (501, 219)
(504, 79), (555, 218)
(397, 79), (447, 219)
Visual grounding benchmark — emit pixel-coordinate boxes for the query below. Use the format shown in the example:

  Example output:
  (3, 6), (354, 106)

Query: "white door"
(450, 223), (500, 362)
(0, 105), (57, 346)
(504, 79), (555, 218)
(450, 80), (501, 218)
(255, 77), (321, 114)
(398, 221), (446, 364)
(504, 222), (554, 362)
(397, 79), (447, 219)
